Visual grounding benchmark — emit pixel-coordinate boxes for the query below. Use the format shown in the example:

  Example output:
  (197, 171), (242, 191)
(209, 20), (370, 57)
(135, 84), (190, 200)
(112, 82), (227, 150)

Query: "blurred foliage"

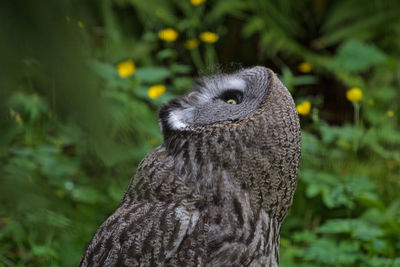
(1, 0), (400, 266)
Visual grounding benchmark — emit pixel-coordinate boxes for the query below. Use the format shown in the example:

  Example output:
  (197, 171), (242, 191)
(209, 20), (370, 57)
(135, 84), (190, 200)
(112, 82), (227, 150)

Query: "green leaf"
(9, 92), (48, 122)
(303, 239), (361, 264)
(134, 67), (171, 83)
(331, 40), (387, 72)
(317, 219), (355, 234)
(292, 231), (317, 244)
(172, 77), (192, 93)
(317, 219), (384, 241)
(156, 49), (177, 60)
(31, 245), (57, 258)
(71, 186), (104, 204)
(89, 60), (118, 80)
(170, 64), (192, 74)
(242, 17), (264, 38)
(357, 192), (385, 211)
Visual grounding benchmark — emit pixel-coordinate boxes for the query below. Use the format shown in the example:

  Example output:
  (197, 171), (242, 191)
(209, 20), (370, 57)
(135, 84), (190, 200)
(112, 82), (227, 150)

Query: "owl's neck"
(166, 138), (282, 265)
(125, 143), (283, 264)
(165, 133), (247, 204)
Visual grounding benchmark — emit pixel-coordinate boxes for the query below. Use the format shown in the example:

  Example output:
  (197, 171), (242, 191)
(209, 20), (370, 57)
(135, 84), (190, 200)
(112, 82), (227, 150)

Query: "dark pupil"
(220, 90), (243, 104)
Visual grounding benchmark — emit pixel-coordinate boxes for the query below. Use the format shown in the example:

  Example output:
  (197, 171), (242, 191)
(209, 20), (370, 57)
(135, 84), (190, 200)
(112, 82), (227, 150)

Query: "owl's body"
(80, 67), (301, 266)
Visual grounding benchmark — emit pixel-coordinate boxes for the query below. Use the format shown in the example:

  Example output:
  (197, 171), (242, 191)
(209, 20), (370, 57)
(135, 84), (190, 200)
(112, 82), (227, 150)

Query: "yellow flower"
(387, 110), (394, 118)
(184, 39), (200, 50)
(117, 60), (136, 78)
(298, 62), (312, 73)
(190, 0), (206, 5)
(158, 28), (179, 42)
(199, 32), (219, 43)
(346, 87), (363, 103)
(296, 101), (311, 116)
(148, 85), (166, 99)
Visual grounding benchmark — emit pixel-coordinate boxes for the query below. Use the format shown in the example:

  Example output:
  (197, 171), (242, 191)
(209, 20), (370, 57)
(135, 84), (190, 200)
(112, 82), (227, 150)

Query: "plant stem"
(205, 44), (217, 73)
(190, 48), (204, 72)
(352, 102), (360, 151)
(354, 102), (360, 128)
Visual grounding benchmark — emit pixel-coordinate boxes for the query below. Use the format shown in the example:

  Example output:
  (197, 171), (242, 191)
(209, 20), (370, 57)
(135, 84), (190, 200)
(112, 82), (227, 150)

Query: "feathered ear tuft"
(159, 98), (195, 134)
(159, 99), (181, 134)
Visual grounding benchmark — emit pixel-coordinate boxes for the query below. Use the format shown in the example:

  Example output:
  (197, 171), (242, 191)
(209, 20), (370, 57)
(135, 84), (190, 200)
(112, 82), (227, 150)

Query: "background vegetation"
(1, 0), (400, 266)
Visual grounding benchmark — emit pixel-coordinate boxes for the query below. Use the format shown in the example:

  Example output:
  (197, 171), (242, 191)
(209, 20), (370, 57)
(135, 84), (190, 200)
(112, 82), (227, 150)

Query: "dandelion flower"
(117, 60), (136, 78)
(296, 101), (311, 116)
(298, 62), (312, 73)
(387, 110), (394, 118)
(199, 32), (219, 43)
(148, 85), (166, 99)
(184, 39), (200, 50)
(346, 88), (363, 103)
(158, 28), (179, 42)
(191, 0), (206, 5)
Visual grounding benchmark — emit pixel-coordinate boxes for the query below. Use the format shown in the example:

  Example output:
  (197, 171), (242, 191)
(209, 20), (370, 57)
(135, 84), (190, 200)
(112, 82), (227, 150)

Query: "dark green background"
(1, 0), (399, 266)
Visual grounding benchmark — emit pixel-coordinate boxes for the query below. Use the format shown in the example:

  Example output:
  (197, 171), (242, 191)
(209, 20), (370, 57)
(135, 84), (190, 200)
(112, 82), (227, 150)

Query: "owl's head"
(159, 66), (301, 220)
(160, 66), (271, 133)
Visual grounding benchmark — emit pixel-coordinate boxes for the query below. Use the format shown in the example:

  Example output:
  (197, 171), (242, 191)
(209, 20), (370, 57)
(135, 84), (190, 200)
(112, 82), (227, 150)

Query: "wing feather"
(79, 201), (200, 266)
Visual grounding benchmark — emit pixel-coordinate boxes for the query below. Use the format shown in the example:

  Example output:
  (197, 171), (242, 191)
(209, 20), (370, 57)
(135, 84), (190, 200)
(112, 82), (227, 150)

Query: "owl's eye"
(219, 90), (243, 105)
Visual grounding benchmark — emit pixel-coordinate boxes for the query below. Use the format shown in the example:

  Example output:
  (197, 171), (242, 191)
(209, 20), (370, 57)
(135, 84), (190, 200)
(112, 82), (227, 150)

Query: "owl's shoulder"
(79, 200), (206, 266)
(123, 146), (202, 207)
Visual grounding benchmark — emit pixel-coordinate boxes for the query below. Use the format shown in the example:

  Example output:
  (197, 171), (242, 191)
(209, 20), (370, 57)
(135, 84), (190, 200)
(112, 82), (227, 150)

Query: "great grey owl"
(80, 66), (301, 266)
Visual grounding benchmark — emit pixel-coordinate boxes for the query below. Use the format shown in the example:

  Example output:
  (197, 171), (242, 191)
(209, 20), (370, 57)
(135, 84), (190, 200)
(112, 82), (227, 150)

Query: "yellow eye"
(226, 99), (237, 105)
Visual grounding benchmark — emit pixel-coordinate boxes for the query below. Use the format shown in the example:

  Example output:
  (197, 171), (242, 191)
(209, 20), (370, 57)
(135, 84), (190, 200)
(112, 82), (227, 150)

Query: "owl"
(80, 66), (301, 267)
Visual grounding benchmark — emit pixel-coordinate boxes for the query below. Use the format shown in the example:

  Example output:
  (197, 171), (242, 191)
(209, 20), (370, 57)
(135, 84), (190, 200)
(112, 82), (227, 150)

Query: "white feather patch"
(165, 206), (190, 259)
(168, 110), (188, 130)
(223, 78), (246, 90)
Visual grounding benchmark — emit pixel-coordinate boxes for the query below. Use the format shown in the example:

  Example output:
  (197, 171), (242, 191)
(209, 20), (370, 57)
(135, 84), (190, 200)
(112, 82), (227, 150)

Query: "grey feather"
(80, 66), (301, 267)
